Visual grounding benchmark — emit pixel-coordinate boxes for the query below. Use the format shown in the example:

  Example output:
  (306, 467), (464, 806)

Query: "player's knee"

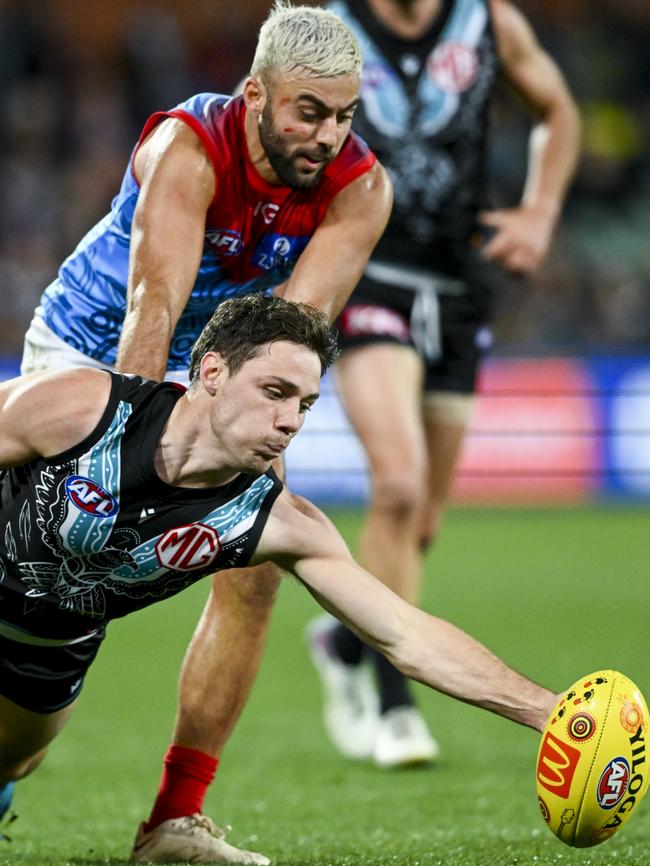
(419, 526), (437, 551)
(419, 508), (444, 551)
(372, 470), (424, 520)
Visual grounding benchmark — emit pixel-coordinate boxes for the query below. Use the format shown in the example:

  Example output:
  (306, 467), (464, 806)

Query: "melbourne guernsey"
(37, 94), (376, 370)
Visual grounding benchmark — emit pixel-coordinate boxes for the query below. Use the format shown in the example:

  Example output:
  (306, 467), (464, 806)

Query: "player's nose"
(315, 116), (338, 149)
(276, 404), (302, 435)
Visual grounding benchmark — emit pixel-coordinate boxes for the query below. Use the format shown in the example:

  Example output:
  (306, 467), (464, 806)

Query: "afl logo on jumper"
(206, 229), (243, 256)
(65, 475), (119, 518)
(155, 523), (221, 571)
(427, 42), (479, 93)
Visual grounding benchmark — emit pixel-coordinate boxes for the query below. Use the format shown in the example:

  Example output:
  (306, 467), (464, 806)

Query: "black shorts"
(0, 629), (105, 714)
(337, 259), (496, 394)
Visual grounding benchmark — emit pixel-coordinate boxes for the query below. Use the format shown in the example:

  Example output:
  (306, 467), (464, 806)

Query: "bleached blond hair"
(251, 1), (362, 81)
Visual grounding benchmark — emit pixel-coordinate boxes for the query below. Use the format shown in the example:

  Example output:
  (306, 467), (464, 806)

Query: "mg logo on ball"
(156, 523), (221, 571)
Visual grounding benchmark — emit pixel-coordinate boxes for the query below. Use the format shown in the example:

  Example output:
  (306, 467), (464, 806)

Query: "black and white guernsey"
(329, 0), (499, 275)
(0, 374), (282, 645)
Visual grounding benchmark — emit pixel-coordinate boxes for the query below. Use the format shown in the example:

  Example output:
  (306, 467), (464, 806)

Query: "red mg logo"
(155, 523), (221, 571)
(427, 42), (479, 93)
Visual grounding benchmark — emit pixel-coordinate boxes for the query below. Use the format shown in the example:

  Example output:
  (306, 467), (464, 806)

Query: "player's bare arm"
(0, 369), (112, 467)
(255, 489), (556, 732)
(480, 0), (581, 275)
(278, 161), (393, 320)
(117, 120), (216, 380)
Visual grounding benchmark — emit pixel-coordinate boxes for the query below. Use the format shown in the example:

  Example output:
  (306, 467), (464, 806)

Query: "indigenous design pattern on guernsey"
(9, 395), (277, 622)
(18, 475), (275, 621)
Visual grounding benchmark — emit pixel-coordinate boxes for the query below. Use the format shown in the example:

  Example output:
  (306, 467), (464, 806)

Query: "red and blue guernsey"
(38, 94), (376, 371)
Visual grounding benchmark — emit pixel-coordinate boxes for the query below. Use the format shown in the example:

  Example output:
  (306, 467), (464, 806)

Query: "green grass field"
(4, 505), (650, 866)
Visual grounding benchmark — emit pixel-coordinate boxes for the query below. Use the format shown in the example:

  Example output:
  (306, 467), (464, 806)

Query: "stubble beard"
(258, 103), (330, 190)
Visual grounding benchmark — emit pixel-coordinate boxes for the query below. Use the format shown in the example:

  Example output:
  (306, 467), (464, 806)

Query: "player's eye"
(265, 387), (283, 400)
(299, 402), (313, 414)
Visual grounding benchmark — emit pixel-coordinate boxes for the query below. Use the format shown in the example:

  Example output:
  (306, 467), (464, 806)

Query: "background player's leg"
(420, 392), (475, 550)
(337, 343), (426, 603)
(309, 342), (439, 766)
(135, 564), (279, 865)
(370, 391), (473, 767)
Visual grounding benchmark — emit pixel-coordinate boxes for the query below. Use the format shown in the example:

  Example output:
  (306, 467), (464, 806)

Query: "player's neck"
(365, 0), (443, 39)
(155, 395), (240, 489)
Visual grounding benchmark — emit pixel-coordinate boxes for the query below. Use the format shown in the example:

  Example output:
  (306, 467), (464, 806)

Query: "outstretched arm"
(256, 492), (555, 732)
(277, 161), (393, 320)
(480, 0), (581, 274)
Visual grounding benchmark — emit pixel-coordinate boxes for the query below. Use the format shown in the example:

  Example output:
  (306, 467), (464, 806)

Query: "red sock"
(144, 745), (219, 832)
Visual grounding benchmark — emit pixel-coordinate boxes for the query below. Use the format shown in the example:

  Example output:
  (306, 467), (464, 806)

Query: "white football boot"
(372, 706), (440, 769)
(130, 814), (270, 865)
(306, 615), (379, 760)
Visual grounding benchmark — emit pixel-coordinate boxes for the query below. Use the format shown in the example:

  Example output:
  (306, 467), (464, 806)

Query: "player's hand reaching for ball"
(478, 203), (557, 276)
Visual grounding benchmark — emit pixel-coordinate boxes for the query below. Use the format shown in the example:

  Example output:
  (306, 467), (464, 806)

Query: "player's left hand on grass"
(478, 205), (556, 276)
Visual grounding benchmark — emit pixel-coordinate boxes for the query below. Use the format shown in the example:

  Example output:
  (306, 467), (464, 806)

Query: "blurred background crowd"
(0, 0), (648, 358)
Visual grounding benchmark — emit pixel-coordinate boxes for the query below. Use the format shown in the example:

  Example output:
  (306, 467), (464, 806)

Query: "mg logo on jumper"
(65, 475), (119, 518)
(155, 523), (221, 571)
(597, 758), (630, 809)
(428, 41), (479, 93)
(536, 732), (582, 799)
(254, 201), (280, 225)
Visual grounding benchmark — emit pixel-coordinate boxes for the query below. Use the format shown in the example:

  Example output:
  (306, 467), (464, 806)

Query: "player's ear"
(199, 352), (229, 395)
(243, 75), (268, 119)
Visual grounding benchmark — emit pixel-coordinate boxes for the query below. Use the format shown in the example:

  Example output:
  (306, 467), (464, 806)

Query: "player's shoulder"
(326, 154), (392, 229)
(255, 487), (344, 566)
(137, 93), (239, 178)
(268, 488), (328, 527)
(489, 0), (537, 59)
(172, 92), (232, 118)
(12, 367), (112, 407)
(1, 368), (114, 460)
(254, 486), (358, 571)
(322, 129), (379, 192)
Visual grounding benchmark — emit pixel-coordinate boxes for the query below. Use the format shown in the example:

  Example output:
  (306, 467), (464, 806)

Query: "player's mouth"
(258, 441), (287, 460)
(297, 152), (330, 171)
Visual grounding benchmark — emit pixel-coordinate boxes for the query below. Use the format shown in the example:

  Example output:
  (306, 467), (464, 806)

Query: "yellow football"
(536, 670), (649, 848)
